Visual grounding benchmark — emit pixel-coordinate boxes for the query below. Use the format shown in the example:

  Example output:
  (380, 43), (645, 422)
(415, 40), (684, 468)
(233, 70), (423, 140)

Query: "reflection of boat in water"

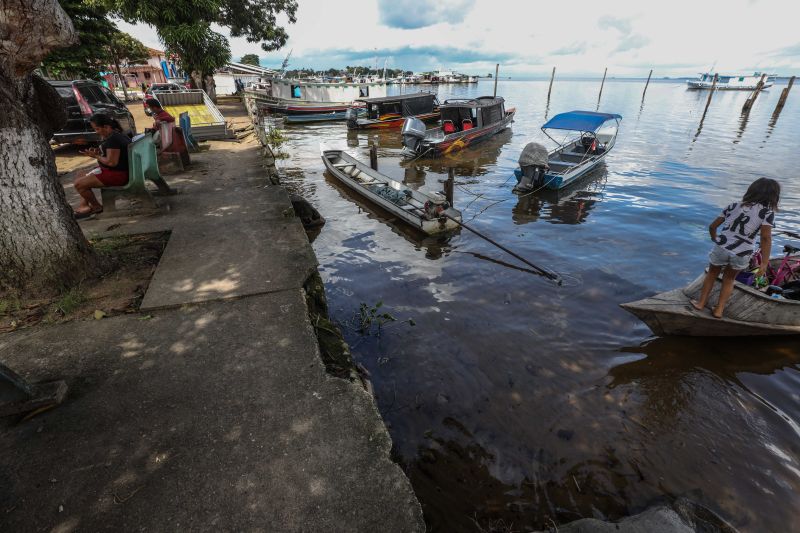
(612, 336), (800, 388)
(513, 111), (621, 192)
(512, 164), (607, 225)
(321, 149), (461, 235)
(402, 129), (513, 176)
(621, 262), (800, 336)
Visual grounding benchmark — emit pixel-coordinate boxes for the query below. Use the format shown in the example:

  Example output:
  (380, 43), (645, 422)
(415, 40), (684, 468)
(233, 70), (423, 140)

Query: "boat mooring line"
(444, 214), (562, 284)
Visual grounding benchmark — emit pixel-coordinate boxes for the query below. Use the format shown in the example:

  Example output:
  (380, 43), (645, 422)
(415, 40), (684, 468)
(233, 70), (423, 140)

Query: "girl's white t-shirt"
(715, 202), (775, 257)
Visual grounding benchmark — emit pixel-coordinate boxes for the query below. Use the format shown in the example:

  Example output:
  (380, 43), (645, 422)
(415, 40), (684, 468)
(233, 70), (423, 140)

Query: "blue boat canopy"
(542, 110), (622, 132)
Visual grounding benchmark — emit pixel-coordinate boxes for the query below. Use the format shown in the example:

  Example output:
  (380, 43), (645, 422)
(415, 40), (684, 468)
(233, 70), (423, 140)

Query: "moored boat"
(321, 149), (461, 235)
(686, 72), (776, 90)
(346, 93), (439, 130)
(245, 77), (387, 121)
(513, 111), (622, 192)
(401, 96), (515, 157)
(621, 265), (800, 337)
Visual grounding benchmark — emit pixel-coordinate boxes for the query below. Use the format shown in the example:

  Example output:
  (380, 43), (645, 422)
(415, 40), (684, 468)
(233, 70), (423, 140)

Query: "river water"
(272, 79), (800, 532)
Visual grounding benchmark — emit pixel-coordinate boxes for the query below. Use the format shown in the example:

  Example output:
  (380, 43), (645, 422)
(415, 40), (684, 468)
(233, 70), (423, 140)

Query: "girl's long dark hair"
(89, 113), (123, 133)
(742, 177), (780, 211)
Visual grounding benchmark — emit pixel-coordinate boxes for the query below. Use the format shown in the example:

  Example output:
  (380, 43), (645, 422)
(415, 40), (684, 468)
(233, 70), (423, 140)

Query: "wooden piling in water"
(642, 69), (653, 100)
(702, 73), (719, 117)
(597, 67), (607, 109)
(773, 75), (796, 115)
(493, 64), (499, 97)
(547, 67), (556, 100)
(445, 168), (455, 206)
(369, 143), (377, 171)
(742, 74), (767, 113)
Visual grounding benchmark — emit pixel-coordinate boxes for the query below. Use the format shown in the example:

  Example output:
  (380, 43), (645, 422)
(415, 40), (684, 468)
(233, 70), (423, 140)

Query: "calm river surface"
(273, 79), (800, 532)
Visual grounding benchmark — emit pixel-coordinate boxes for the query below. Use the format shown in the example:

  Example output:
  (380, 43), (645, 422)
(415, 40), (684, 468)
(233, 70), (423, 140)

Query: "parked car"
(143, 83), (188, 115)
(49, 80), (136, 145)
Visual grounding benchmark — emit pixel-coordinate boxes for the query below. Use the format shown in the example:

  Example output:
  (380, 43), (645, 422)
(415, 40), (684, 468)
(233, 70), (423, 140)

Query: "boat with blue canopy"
(513, 110), (622, 192)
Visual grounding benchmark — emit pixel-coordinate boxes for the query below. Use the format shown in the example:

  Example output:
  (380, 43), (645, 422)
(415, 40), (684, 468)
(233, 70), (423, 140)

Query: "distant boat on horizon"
(687, 72), (776, 90)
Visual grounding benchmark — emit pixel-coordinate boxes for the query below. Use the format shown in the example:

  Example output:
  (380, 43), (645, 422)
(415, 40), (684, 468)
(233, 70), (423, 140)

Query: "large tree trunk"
(0, 0), (98, 295)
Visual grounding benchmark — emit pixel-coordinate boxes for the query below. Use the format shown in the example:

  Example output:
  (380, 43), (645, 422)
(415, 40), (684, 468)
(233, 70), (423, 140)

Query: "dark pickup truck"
(49, 80), (137, 144)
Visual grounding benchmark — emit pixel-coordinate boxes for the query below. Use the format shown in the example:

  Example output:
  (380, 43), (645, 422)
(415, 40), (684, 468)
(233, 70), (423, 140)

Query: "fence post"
(773, 75), (795, 115)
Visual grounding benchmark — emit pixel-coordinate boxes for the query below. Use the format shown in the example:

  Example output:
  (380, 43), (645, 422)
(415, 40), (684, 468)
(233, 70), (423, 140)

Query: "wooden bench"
(101, 134), (175, 213)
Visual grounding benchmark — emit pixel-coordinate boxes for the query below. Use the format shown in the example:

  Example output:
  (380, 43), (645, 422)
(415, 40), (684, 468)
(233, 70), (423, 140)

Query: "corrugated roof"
(354, 92), (436, 104)
(441, 96), (504, 108)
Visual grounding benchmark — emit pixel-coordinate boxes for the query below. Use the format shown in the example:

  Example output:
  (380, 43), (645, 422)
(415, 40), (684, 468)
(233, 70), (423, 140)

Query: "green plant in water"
(357, 301), (396, 335)
(266, 127), (286, 147)
(54, 287), (86, 316)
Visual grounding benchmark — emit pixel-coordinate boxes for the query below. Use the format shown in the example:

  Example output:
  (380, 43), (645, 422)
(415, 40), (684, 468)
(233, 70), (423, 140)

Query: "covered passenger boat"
(321, 149), (461, 235)
(401, 96), (515, 157)
(687, 72), (776, 90)
(513, 111), (621, 192)
(621, 256), (800, 336)
(245, 78), (387, 122)
(346, 93), (440, 130)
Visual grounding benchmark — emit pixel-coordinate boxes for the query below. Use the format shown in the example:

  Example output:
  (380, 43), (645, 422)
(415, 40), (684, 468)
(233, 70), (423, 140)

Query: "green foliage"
(42, 0), (116, 79)
(110, 32), (150, 65)
(90, 235), (132, 254)
(41, 1), (150, 80)
(239, 53), (261, 66)
(109, 0), (298, 81)
(0, 296), (21, 315)
(54, 287), (86, 315)
(356, 301), (396, 335)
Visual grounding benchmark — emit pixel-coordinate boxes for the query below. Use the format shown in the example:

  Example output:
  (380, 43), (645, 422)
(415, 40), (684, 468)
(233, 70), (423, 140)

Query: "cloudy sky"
(117, 0), (800, 78)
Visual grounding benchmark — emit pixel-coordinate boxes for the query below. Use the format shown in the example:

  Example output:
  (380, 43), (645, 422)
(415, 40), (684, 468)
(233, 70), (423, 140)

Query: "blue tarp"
(542, 110), (622, 132)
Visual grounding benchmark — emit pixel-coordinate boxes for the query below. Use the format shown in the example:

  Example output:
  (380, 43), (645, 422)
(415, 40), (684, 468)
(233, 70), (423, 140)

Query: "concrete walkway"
(0, 109), (424, 531)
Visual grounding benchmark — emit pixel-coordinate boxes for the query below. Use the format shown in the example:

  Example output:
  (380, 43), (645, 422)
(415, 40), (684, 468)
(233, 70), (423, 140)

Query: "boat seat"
(462, 119), (473, 130)
(442, 120), (456, 134)
(551, 160), (579, 167)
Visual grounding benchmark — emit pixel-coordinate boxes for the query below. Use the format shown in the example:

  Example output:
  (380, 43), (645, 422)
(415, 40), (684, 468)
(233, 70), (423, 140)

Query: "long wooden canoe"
(621, 268), (800, 337)
(321, 149), (461, 235)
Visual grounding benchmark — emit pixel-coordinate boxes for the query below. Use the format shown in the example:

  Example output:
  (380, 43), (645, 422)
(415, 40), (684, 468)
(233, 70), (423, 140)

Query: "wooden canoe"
(321, 149), (461, 235)
(621, 269), (800, 337)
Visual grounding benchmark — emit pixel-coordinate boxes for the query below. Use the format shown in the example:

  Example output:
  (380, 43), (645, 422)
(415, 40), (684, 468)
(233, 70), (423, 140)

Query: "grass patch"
(90, 235), (133, 255)
(0, 296), (21, 316)
(54, 287), (86, 316)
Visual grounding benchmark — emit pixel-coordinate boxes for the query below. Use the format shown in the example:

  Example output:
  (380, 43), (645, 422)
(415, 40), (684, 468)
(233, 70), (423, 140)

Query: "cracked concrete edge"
(296, 281), (427, 532)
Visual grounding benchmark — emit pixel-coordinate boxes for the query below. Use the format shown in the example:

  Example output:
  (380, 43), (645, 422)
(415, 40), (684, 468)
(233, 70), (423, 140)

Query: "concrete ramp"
(156, 90), (229, 140)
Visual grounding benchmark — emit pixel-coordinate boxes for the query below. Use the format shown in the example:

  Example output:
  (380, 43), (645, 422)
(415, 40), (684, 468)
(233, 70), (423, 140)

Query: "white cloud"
(115, 0), (800, 77)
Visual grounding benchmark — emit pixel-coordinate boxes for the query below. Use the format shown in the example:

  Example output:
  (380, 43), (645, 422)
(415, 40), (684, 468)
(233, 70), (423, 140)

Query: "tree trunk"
(111, 48), (130, 102)
(203, 73), (217, 103)
(0, 0), (99, 295)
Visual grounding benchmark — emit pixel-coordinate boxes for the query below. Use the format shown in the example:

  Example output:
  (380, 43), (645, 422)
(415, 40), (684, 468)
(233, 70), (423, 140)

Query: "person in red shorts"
(73, 113), (131, 219)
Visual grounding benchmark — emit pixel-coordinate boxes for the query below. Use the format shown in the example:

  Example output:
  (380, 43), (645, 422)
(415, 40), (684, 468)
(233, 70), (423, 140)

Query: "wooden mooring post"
(493, 63), (499, 97)
(642, 69), (653, 100)
(701, 73), (719, 118)
(773, 75), (796, 115)
(369, 142), (378, 171)
(742, 74), (767, 113)
(547, 67), (556, 100)
(597, 67), (608, 109)
(444, 168), (455, 206)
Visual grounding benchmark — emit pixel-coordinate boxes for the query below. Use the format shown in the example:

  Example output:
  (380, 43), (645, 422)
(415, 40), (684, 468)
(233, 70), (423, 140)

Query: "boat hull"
(418, 110), (515, 157)
(321, 150), (461, 235)
(284, 111), (348, 123)
(621, 270), (800, 337)
(686, 80), (775, 90)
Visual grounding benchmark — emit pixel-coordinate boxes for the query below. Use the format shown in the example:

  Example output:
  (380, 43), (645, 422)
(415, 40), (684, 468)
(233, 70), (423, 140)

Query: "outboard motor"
(401, 117), (427, 153)
(345, 107), (359, 129)
(513, 142), (550, 193)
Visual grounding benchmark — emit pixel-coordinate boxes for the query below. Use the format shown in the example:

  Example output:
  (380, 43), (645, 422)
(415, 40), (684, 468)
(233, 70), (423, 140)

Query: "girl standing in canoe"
(691, 177), (780, 318)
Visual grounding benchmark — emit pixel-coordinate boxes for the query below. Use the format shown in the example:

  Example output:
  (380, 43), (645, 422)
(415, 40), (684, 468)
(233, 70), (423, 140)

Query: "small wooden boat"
(321, 149), (462, 235)
(401, 96), (515, 157)
(346, 93), (439, 130)
(621, 266), (800, 337)
(513, 111), (621, 192)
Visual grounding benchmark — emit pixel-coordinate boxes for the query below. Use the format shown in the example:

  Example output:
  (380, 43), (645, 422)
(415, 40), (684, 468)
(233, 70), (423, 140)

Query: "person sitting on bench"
(73, 113), (131, 219)
(145, 98), (175, 131)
